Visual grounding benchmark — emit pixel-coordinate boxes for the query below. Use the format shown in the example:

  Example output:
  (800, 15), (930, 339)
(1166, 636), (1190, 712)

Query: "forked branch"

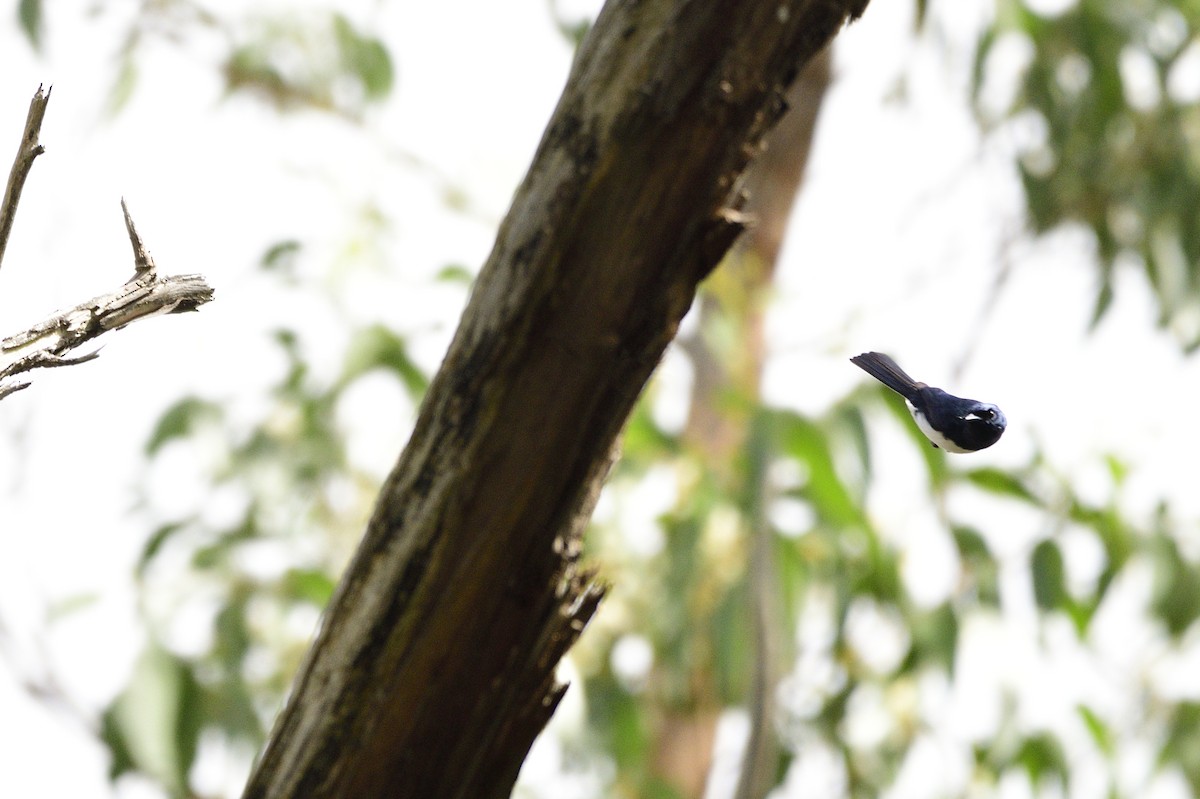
(0, 86), (214, 399)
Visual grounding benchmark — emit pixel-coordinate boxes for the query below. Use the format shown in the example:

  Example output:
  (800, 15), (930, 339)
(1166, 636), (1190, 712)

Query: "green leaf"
(907, 603), (958, 674)
(584, 674), (649, 772)
(619, 402), (678, 463)
(1151, 534), (1200, 637)
(435, 263), (475, 284)
(952, 525), (990, 561)
(18, 0), (42, 50)
(952, 526), (1000, 606)
(223, 43), (288, 103)
(969, 25), (996, 105)
(214, 598), (251, 670)
(1162, 702), (1200, 795)
(282, 567), (337, 606)
(548, 0), (592, 48)
(46, 592), (99, 622)
(100, 645), (201, 794)
(775, 411), (865, 529)
(1016, 732), (1068, 783)
(1077, 705), (1114, 757)
(1069, 500), (1132, 575)
(1104, 454), (1128, 486)
(260, 239), (302, 272)
(192, 517), (258, 570)
(136, 522), (188, 578)
(145, 397), (222, 456)
(833, 403), (871, 483)
(963, 467), (1040, 505)
(202, 673), (264, 744)
(1031, 539), (1066, 611)
(107, 57), (138, 117)
(1089, 279), (1115, 331)
(1063, 595), (1098, 638)
(340, 324), (428, 398)
(332, 13), (394, 101)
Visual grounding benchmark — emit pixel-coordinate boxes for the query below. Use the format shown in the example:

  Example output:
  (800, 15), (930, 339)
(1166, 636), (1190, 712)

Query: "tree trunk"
(242, 2), (869, 797)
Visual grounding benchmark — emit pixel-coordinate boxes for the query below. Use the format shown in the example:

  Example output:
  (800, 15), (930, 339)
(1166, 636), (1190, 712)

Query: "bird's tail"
(850, 352), (924, 399)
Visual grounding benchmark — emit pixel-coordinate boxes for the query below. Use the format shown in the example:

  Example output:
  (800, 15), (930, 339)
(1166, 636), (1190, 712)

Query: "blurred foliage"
(101, 643), (206, 794)
(17, 0), (41, 50)
(221, 12), (393, 115)
(548, 0), (593, 48)
(93, 2), (393, 118)
(568, 364), (1200, 797)
(108, 304), (431, 793)
(974, 0), (1200, 346)
(13, 1), (1200, 798)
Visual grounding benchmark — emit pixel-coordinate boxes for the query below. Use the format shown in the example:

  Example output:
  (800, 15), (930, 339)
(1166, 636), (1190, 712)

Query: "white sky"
(2, 1), (1200, 797)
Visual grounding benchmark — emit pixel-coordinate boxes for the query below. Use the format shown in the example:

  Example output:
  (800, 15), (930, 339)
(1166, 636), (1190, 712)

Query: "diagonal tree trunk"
(242, 2), (870, 797)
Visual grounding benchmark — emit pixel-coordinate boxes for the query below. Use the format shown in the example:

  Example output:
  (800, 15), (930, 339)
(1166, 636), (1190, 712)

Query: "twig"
(0, 85), (51, 274)
(0, 243), (214, 397)
(0, 89), (214, 398)
(121, 196), (157, 276)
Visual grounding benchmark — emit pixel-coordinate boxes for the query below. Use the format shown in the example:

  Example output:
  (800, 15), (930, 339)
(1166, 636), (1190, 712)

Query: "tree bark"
(243, 2), (869, 797)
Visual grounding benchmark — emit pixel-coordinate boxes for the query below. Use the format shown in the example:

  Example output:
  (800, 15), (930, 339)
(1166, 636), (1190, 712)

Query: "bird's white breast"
(907, 401), (971, 454)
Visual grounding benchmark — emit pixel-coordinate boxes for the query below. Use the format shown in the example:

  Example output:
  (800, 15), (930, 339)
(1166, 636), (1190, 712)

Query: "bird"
(850, 351), (1006, 453)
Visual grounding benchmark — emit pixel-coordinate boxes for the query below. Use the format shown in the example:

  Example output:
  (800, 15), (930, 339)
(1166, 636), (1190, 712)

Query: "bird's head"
(960, 403), (1007, 450)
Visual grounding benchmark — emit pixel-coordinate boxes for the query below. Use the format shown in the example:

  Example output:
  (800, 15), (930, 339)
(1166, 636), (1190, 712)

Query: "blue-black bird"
(851, 351), (1006, 453)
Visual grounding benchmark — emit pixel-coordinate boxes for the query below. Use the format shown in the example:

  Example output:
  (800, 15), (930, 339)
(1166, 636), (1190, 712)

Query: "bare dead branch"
(0, 255), (213, 397)
(0, 90), (214, 399)
(0, 380), (30, 400)
(0, 85), (50, 274)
